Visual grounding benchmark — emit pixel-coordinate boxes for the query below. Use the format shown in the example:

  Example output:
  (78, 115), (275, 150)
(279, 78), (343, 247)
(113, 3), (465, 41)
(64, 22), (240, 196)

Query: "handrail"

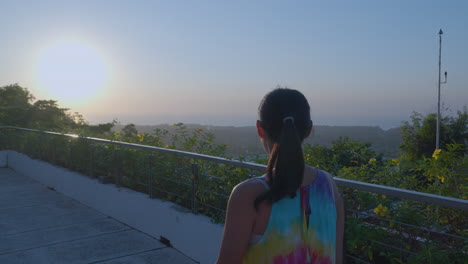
(0, 126), (265, 170)
(1, 126), (467, 211)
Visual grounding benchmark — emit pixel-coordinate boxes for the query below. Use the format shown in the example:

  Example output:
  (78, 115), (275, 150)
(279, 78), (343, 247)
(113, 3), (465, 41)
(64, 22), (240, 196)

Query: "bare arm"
(216, 181), (257, 264)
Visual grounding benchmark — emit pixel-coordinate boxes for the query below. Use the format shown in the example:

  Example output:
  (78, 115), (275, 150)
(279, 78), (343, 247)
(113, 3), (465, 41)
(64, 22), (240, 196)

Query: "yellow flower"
(137, 133), (145, 142)
(391, 159), (400, 166)
(432, 149), (442, 160)
(374, 204), (388, 217)
(437, 175), (446, 183)
(369, 158), (377, 165)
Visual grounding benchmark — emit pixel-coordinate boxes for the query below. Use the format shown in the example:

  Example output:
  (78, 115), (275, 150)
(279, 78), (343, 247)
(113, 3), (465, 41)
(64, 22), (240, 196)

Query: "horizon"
(102, 114), (405, 130)
(1, 0), (467, 130)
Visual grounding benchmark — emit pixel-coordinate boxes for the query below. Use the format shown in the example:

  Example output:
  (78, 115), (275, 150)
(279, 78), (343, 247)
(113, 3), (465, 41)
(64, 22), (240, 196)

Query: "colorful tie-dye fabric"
(243, 169), (337, 264)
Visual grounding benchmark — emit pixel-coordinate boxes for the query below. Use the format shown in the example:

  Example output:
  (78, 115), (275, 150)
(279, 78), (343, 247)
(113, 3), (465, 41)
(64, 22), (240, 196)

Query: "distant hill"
(114, 124), (402, 158)
(307, 126), (402, 157)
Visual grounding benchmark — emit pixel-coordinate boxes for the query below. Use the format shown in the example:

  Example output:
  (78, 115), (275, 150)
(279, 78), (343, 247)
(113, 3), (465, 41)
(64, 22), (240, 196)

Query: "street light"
(436, 29), (447, 150)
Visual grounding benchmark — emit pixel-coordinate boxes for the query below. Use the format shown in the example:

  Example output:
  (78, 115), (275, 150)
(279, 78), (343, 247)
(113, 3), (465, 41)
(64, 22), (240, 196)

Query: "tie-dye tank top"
(243, 169), (337, 264)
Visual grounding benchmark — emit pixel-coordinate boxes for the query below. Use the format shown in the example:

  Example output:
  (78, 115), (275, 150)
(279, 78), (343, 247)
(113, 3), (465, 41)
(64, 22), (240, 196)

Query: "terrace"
(0, 167), (196, 264)
(0, 126), (467, 264)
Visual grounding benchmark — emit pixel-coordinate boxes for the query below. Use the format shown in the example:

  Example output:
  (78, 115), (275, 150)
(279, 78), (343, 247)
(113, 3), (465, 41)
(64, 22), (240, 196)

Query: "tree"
(28, 100), (74, 130)
(0, 83), (116, 136)
(400, 108), (467, 160)
(304, 137), (379, 174)
(0, 84), (34, 126)
(121, 123), (138, 138)
(78, 121), (116, 137)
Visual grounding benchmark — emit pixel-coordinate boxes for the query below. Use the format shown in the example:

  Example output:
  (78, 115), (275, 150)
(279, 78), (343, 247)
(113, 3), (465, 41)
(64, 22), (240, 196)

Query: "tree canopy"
(0, 84), (114, 135)
(0, 84), (35, 127)
(400, 108), (467, 160)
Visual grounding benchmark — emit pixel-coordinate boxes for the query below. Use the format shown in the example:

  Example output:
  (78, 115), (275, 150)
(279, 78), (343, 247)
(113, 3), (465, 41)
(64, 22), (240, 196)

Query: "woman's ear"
(256, 120), (266, 139)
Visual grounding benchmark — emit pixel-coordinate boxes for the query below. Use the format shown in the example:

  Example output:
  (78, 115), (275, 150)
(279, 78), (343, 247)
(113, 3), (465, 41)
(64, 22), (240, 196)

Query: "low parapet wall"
(6, 150), (223, 264)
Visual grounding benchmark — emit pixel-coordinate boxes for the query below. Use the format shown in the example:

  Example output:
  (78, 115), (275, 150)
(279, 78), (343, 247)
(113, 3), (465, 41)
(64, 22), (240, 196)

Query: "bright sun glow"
(35, 40), (110, 105)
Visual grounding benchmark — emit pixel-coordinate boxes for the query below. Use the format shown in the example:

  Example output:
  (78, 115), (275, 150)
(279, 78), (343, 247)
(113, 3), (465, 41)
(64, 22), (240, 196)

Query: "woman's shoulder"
(308, 167), (341, 203)
(231, 176), (269, 198)
(306, 166), (332, 183)
(234, 176), (268, 192)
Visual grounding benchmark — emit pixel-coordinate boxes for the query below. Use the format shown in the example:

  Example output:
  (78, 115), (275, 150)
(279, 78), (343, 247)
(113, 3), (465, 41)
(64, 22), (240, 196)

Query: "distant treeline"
(114, 124), (402, 158)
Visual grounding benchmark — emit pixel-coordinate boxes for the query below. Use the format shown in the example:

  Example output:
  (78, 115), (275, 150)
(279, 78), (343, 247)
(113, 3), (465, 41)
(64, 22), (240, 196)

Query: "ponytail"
(254, 116), (305, 209)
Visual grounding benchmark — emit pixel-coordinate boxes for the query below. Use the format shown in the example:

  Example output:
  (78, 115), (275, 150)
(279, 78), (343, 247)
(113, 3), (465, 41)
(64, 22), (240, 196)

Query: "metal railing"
(1, 126), (466, 211)
(1, 126), (467, 263)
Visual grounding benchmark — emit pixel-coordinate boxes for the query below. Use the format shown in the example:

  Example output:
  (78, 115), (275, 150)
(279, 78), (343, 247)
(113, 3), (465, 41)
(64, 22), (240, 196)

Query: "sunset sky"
(1, 0), (467, 129)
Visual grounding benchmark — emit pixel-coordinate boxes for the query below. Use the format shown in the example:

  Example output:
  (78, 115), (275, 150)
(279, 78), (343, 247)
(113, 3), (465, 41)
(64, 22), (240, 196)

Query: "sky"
(1, 0), (467, 129)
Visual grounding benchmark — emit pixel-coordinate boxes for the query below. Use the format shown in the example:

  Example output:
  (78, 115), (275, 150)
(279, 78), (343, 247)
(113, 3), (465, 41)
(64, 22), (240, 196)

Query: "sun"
(35, 40), (110, 105)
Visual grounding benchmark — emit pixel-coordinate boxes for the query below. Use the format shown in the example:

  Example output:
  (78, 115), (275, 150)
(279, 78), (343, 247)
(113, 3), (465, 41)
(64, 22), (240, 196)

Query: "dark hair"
(254, 88), (312, 209)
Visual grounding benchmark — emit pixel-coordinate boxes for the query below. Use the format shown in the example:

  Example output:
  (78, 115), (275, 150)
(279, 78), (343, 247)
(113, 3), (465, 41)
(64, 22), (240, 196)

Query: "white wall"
(7, 151), (224, 264)
(0, 151), (7, 167)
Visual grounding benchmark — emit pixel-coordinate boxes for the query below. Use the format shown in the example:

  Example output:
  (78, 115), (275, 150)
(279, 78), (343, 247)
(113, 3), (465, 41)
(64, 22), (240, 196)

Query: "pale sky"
(1, 0), (467, 129)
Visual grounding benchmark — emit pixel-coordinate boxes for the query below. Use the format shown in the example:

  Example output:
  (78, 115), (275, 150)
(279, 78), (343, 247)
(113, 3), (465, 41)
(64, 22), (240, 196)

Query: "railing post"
(41, 134), (45, 161)
(88, 144), (94, 178)
(114, 149), (120, 187)
(38, 133), (42, 160)
(51, 137), (56, 165)
(68, 140), (72, 169)
(41, 134), (46, 161)
(148, 153), (154, 198)
(191, 163), (199, 214)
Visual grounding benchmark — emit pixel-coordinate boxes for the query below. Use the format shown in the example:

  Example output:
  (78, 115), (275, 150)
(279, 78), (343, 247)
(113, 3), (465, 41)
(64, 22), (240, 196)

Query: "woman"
(216, 88), (344, 264)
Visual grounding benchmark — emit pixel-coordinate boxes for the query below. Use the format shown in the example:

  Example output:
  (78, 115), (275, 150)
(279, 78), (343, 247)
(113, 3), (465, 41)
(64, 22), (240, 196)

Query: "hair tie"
(282, 116), (294, 124)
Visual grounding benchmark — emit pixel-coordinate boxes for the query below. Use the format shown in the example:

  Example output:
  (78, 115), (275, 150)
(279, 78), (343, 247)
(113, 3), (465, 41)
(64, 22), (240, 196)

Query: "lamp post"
(436, 29), (447, 150)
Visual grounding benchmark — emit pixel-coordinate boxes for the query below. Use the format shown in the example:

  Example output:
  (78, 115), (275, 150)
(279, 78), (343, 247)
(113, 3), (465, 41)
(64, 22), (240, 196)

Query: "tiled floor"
(0, 168), (197, 264)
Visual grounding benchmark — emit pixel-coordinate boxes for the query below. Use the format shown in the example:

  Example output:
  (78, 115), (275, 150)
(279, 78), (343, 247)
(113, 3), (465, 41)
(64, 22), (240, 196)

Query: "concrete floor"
(0, 168), (198, 264)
